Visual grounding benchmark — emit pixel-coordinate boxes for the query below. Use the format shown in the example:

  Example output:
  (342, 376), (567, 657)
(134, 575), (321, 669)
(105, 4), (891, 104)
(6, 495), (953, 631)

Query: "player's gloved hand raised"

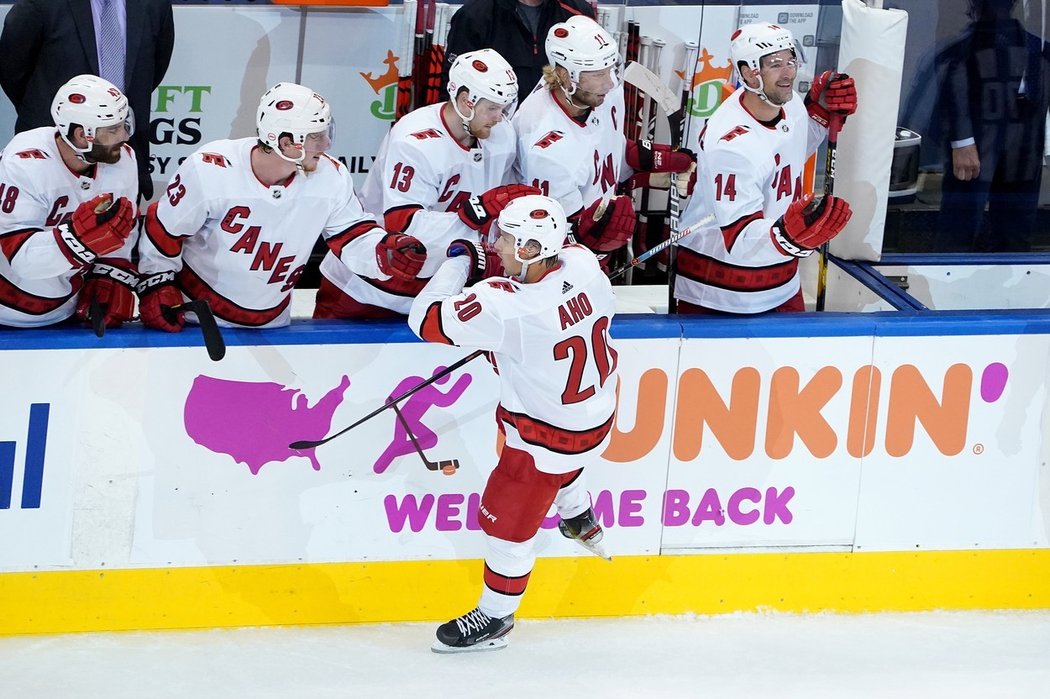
(74, 259), (139, 330)
(137, 271), (186, 332)
(625, 140), (696, 174)
(770, 193), (852, 257)
(376, 232), (426, 281)
(805, 71), (857, 128)
(575, 195), (636, 253)
(458, 184), (540, 230)
(54, 193), (136, 268)
(446, 239), (487, 285)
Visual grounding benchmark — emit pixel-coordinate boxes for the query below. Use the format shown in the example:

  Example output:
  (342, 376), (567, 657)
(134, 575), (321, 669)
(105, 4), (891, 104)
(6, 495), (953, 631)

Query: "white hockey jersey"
(139, 138), (383, 328)
(0, 127), (138, 327)
(512, 86), (628, 220)
(675, 88), (825, 313)
(409, 245), (618, 474)
(320, 103), (516, 313)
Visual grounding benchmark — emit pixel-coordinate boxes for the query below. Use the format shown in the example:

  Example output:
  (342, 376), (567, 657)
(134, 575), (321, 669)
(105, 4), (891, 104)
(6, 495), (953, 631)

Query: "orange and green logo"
(679, 48), (734, 120)
(360, 50), (401, 121)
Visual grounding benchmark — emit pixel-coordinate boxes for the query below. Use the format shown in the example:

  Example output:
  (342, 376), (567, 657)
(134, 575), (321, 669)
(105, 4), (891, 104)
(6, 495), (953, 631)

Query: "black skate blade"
(431, 637), (508, 654)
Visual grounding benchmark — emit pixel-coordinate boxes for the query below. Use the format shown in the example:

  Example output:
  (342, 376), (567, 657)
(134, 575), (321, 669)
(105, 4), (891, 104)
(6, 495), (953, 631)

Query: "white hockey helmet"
(257, 82), (332, 165)
(545, 15), (621, 86)
(447, 49), (518, 109)
(497, 195), (566, 279)
(51, 75), (133, 154)
(729, 22), (796, 97)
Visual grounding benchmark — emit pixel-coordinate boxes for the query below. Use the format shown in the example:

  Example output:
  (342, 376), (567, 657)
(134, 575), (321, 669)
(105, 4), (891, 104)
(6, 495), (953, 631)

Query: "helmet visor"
(577, 61), (622, 93)
(91, 108), (135, 146)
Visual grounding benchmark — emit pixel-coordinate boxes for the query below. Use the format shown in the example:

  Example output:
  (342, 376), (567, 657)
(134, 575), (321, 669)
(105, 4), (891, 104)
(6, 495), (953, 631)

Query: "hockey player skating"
(512, 15), (695, 259)
(408, 195), (618, 653)
(674, 21), (857, 314)
(315, 48), (538, 319)
(0, 75), (138, 329)
(137, 83), (397, 330)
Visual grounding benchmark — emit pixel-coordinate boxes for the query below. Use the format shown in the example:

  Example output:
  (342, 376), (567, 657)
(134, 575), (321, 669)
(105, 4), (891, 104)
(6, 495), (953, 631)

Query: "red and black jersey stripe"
(720, 210), (762, 252)
(325, 220), (382, 258)
(0, 269), (80, 315)
(177, 264), (289, 327)
(383, 205), (422, 235)
(144, 202), (184, 258)
(0, 228), (41, 261)
(497, 406), (613, 455)
(676, 248), (798, 293)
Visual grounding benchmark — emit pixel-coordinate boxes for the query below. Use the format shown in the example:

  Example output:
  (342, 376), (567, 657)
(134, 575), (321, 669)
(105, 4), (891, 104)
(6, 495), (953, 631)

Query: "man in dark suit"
(443, 0), (595, 105)
(0, 0), (175, 201)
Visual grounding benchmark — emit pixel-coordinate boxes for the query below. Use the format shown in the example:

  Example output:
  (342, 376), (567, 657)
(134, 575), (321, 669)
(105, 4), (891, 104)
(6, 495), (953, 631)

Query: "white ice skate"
(559, 508), (611, 561)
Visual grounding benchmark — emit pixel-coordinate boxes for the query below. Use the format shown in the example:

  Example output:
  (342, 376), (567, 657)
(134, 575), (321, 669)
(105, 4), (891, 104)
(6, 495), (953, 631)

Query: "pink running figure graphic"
(373, 365), (473, 474)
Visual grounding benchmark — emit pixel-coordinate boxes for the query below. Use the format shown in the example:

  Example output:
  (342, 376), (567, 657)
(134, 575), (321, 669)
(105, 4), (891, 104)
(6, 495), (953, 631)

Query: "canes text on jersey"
(222, 207), (305, 292)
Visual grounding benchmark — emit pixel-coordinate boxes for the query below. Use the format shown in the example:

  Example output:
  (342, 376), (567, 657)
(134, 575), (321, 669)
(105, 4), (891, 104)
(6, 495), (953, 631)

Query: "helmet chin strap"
(558, 77), (587, 110)
(742, 70), (773, 104)
(452, 99), (478, 138)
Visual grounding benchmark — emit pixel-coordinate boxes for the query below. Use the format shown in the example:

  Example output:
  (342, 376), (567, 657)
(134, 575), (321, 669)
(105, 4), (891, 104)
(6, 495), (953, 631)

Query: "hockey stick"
(163, 299), (226, 362)
(608, 212), (714, 281)
(289, 349), (484, 450)
(411, 0), (427, 112)
(666, 42), (698, 313)
(623, 22), (641, 140)
(623, 61), (680, 127)
(88, 298), (106, 337)
(395, 0), (416, 122)
(391, 403), (460, 475)
(815, 107), (845, 312)
(422, 2), (444, 107)
(633, 39), (664, 284)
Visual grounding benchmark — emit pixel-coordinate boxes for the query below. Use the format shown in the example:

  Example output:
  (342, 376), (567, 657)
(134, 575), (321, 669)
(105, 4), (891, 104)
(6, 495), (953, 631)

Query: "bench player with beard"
(137, 82), (407, 330)
(512, 15), (695, 260)
(409, 195), (618, 653)
(674, 22), (857, 314)
(0, 75), (138, 329)
(314, 49), (538, 319)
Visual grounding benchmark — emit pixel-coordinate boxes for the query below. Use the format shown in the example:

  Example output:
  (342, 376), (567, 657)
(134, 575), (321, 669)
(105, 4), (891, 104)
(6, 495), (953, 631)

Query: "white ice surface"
(1, 611), (1048, 698)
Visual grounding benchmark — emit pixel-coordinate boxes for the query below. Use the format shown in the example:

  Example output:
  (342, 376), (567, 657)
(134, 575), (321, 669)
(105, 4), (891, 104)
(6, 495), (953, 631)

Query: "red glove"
(75, 259), (139, 329)
(137, 271), (186, 332)
(446, 239), (487, 285)
(625, 140), (696, 173)
(628, 163), (698, 197)
(375, 233), (426, 281)
(574, 196), (636, 253)
(770, 193), (852, 257)
(805, 71), (857, 128)
(458, 184), (540, 230)
(53, 194), (136, 267)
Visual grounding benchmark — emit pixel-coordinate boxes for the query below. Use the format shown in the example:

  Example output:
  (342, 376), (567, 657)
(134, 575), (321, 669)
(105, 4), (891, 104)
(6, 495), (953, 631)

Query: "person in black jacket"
(0, 0), (175, 202)
(934, 0), (1050, 251)
(443, 0), (595, 105)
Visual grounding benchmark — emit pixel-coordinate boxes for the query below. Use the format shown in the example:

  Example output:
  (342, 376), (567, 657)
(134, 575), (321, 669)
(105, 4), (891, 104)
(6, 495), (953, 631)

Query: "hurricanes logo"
(360, 50), (402, 121)
(679, 48), (734, 119)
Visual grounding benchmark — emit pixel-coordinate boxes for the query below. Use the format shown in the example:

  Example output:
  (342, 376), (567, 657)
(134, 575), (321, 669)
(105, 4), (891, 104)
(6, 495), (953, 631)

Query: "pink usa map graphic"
(182, 364), (472, 475)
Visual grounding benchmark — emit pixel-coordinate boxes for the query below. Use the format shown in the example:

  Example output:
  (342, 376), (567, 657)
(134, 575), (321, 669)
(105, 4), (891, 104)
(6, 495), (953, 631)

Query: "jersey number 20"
(553, 316), (616, 405)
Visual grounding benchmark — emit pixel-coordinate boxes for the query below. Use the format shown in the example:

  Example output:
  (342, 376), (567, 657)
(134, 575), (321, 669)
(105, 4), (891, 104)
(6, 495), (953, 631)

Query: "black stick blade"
(289, 439), (321, 450)
(89, 299), (106, 338)
(185, 299), (226, 361)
